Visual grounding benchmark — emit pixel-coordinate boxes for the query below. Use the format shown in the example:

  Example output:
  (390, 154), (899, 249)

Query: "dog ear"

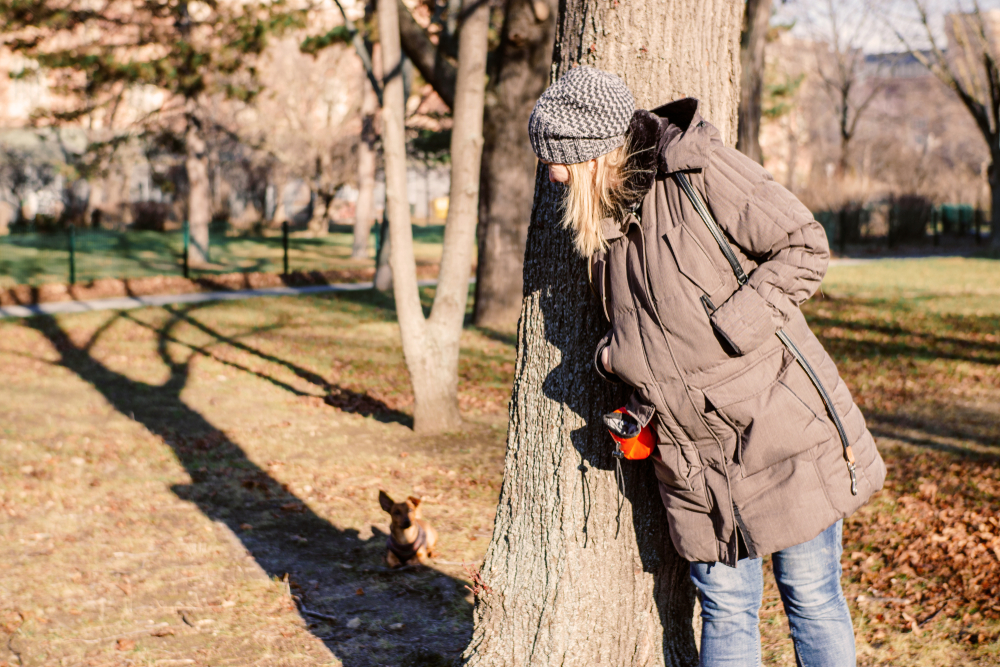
(407, 496), (422, 508)
(379, 490), (394, 512)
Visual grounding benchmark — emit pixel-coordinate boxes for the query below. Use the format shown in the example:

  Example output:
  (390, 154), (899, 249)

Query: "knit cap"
(528, 66), (635, 165)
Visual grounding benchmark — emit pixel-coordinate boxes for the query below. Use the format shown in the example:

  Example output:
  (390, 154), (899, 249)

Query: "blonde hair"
(559, 139), (637, 258)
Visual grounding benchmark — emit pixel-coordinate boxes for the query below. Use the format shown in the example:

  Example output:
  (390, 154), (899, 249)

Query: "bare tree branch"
(397, 0), (457, 108)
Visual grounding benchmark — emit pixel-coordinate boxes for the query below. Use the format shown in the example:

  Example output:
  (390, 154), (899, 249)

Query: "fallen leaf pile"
(844, 453), (1000, 645)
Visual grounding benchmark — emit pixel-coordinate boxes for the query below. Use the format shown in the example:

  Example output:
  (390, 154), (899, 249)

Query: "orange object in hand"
(603, 408), (656, 460)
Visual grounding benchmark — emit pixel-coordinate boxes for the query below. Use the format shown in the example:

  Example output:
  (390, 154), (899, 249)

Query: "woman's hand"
(600, 345), (612, 374)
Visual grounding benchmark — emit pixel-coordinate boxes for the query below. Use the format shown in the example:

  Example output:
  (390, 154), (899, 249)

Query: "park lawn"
(0, 225), (448, 288)
(0, 256), (997, 666)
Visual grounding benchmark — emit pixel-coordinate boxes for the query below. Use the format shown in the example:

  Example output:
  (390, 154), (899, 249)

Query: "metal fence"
(815, 201), (992, 253)
(0, 221), (380, 289)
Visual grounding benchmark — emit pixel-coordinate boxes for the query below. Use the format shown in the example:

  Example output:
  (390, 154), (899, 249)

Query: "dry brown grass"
(1, 258), (998, 666)
(0, 289), (509, 666)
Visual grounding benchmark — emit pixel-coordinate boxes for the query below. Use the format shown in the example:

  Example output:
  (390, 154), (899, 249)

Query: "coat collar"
(648, 97), (716, 174)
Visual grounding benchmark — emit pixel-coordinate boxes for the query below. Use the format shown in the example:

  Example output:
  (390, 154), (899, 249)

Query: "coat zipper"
(776, 330), (858, 495)
(675, 171), (859, 496)
(632, 215), (743, 563)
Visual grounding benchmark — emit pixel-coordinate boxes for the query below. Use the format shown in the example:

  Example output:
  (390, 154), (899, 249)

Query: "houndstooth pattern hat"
(528, 66), (635, 165)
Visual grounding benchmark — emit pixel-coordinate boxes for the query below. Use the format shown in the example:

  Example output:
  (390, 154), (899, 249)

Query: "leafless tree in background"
(353, 44), (381, 259)
(812, 0), (884, 177)
(397, 0), (556, 329)
(472, 0), (556, 328)
(896, 1), (1000, 247)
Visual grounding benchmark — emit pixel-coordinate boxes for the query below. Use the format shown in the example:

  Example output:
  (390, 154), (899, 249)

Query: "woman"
(528, 66), (886, 666)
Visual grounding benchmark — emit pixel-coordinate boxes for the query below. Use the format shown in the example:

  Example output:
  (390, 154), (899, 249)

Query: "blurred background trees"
(1, 0), (998, 277)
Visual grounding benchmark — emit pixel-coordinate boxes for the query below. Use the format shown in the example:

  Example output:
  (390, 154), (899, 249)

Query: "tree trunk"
(462, 1), (742, 664)
(375, 213), (393, 291)
(990, 152), (1000, 249)
(736, 0), (772, 164)
(472, 0), (556, 329)
(378, 0), (490, 433)
(185, 117), (212, 265)
(354, 45), (381, 260)
(85, 179), (103, 228)
(307, 189), (330, 235)
(271, 175), (289, 227)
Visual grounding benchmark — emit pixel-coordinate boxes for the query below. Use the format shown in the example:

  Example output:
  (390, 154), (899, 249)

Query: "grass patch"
(0, 226), (448, 288)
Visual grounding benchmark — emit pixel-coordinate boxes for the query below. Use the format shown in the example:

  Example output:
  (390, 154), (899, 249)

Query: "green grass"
(822, 257), (1000, 316)
(0, 224), (449, 288)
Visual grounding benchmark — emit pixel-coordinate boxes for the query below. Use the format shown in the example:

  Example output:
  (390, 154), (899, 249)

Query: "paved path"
(0, 253), (970, 319)
(0, 280), (441, 319)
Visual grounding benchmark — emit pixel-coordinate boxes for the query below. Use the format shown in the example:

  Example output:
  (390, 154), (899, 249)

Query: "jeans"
(689, 520), (855, 667)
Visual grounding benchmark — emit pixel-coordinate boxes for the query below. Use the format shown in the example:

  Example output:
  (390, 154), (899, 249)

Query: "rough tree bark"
(472, 0), (556, 329)
(378, 0), (489, 433)
(736, 0), (772, 164)
(462, 1), (743, 665)
(353, 45), (381, 260)
(185, 116), (212, 265)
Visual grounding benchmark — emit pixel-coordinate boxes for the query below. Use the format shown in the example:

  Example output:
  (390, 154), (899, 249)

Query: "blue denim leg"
(772, 520), (856, 667)
(689, 557), (763, 667)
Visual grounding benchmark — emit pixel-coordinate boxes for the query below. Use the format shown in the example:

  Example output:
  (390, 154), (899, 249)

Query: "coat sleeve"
(594, 330), (621, 384)
(701, 145), (830, 354)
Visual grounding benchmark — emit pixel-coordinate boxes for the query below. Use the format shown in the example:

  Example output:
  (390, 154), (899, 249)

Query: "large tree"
(462, 1), (743, 665)
(0, 0), (302, 263)
(378, 0), (490, 433)
(472, 0), (556, 328)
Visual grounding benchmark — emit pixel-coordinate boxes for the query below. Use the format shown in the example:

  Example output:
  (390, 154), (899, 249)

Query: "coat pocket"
(664, 223), (725, 295)
(606, 308), (652, 391)
(652, 443), (692, 491)
(702, 346), (833, 478)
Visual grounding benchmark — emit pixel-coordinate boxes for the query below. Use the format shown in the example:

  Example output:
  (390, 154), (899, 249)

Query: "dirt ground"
(1, 258), (998, 666)
(0, 290), (509, 667)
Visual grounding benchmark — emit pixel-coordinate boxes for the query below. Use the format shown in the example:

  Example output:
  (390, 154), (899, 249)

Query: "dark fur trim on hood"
(618, 109), (660, 211)
(611, 100), (716, 220)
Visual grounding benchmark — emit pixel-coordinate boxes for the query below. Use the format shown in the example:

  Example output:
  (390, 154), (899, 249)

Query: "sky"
(773, 0), (1000, 54)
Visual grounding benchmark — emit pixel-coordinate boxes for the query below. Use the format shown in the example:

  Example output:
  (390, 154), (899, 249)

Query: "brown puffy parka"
(591, 99), (886, 566)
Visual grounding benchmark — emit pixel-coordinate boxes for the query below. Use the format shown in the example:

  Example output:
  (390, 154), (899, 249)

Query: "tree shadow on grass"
(117, 303), (413, 429)
(21, 308), (471, 666)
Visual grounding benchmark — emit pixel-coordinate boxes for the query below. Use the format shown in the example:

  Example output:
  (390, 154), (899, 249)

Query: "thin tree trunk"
(736, 0), (772, 164)
(375, 212), (393, 291)
(271, 174), (289, 227)
(473, 0), (556, 329)
(185, 117), (212, 265)
(354, 45), (381, 260)
(991, 152), (1000, 249)
(307, 189), (330, 235)
(378, 0), (489, 433)
(86, 179), (103, 228)
(462, 0), (742, 664)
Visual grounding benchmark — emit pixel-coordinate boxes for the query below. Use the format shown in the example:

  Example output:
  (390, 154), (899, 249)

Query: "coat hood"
(618, 98), (718, 210)
(601, 98), (719, 242)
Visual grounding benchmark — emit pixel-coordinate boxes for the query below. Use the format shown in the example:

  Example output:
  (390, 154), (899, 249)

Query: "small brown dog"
(379, 490), (438, 567)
